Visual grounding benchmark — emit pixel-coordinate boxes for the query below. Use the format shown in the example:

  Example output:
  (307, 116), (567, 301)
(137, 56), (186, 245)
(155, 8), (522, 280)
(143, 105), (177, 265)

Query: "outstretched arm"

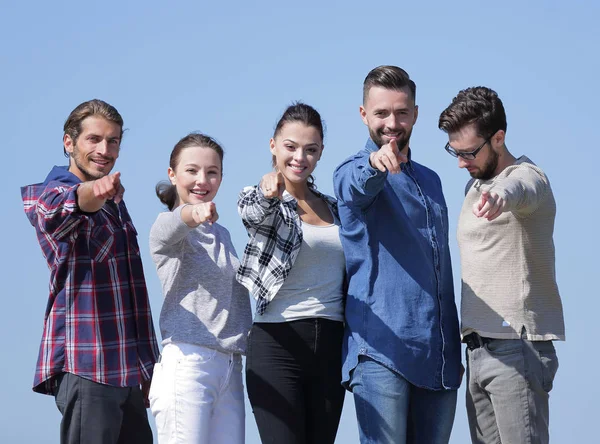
(238, 172), (284, 227)
(334, 140), (407, 209)
(473, 164), (550, 221)
(77, 172), (124, 213)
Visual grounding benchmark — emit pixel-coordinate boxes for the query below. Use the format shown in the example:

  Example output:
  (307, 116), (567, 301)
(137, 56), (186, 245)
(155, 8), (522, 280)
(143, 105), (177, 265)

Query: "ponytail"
(155, 181), (178, 211)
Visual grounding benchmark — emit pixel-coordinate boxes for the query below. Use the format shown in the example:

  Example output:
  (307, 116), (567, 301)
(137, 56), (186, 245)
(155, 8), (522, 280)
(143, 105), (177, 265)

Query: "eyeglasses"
(445, 136), (492, 160)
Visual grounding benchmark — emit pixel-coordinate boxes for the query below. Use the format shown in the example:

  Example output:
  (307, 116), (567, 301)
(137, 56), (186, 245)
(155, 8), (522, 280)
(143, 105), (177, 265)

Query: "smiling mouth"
(190, 190), (209, 196)
(288, 164), (306, 173)
(91, 158), (111, 167)
(383, 132), (402, 139)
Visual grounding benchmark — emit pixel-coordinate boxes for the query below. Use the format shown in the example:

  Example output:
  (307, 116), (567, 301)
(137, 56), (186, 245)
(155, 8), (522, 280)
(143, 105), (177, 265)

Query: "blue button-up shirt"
(333, 139), (461, 390)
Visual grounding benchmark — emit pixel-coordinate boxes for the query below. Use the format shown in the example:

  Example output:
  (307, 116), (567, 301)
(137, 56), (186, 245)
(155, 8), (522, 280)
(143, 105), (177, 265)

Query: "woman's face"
(168, 146), (222, 206)
(270, 122), (323, 185)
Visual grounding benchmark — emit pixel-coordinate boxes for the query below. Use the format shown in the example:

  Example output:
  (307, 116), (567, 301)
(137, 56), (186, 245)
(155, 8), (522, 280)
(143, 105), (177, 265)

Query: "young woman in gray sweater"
(148, 133), (252, 444)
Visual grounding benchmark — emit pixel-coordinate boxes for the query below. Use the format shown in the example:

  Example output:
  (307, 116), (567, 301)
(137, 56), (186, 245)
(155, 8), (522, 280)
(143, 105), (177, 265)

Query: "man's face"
(64, 116), (121, 182)
(360, 86), (418, 150)
(447, 124), (499, 180)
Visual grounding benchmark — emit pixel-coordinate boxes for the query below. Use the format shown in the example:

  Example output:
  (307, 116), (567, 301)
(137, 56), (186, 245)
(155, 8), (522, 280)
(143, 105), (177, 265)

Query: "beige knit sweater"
(457, 156), (565, 341)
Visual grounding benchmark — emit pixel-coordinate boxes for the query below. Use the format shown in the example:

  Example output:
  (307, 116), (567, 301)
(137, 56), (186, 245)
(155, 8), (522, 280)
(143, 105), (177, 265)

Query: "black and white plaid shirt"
(236, 185), (338, 315)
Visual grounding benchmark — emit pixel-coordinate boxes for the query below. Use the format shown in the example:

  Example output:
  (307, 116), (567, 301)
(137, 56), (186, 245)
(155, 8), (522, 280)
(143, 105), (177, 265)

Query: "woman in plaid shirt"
(237, 103), (346, 443)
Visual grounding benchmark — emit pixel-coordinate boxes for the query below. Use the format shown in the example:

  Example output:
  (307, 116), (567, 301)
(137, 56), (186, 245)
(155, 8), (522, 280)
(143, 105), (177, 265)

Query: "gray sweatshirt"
(150, 206), (252, 354)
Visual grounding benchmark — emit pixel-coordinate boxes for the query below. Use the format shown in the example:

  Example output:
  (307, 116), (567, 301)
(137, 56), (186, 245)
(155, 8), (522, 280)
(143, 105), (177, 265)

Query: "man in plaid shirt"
(22, 99), (159, 444)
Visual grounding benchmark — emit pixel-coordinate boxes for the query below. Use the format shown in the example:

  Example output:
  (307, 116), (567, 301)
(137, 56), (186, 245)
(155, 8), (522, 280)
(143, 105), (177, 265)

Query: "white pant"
(149, 342), (245, 444)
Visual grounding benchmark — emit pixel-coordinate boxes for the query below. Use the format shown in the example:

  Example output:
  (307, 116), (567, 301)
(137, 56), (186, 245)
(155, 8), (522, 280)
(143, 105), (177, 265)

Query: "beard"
(470, 148), (499, 180)
(369, 127), (412, 152)
(70, 144), (113, 182)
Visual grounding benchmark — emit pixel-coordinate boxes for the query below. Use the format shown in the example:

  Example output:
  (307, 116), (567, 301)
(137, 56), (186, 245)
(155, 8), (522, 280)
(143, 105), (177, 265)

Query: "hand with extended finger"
(473, 190), (506, 221)
(93, 172), (125, 203)
(260, 171), (285, 199)
(191, 202), (219, 225)
(369, 139), (408, 174)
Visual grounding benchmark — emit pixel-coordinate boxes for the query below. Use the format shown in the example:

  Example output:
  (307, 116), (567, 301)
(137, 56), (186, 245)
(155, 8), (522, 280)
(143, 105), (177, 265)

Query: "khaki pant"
(466, 334), (559, 444)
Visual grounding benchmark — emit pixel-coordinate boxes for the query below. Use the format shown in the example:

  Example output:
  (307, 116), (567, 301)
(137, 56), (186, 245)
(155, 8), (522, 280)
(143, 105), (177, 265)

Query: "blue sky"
(2, 1), (598, 442)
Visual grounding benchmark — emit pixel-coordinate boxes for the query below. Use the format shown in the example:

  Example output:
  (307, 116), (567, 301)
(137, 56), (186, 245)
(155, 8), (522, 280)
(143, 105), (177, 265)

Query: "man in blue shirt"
(334, 65), (461, 444)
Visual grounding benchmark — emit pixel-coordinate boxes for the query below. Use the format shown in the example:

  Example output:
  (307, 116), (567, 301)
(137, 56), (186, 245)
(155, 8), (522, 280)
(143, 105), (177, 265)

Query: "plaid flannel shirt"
(236, 185), (338, 314)
(22, 166), (159, 395)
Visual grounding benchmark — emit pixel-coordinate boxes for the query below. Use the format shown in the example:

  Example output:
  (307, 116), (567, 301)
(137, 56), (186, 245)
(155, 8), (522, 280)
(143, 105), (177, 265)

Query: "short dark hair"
(363, 65), (416, 104)
(63, 99), (124, 157)
(438, 86), (507, 138)
(155, 133), (224, 211)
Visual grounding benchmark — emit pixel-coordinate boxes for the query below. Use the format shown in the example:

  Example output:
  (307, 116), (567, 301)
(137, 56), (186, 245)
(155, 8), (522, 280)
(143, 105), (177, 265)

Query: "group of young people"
(23, 65), (565, 444)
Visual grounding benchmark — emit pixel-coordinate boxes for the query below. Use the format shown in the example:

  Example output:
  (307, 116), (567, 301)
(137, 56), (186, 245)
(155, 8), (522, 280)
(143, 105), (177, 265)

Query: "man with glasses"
(439, 86), (565, 444)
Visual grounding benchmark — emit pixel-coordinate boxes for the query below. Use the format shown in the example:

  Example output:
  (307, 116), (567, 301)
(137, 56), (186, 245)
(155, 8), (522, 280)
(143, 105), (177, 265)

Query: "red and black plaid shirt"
(22, 166), (159, 395)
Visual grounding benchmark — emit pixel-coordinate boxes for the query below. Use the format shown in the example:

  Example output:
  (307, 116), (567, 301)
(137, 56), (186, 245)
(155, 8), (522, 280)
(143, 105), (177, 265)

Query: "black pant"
(246, 318), (345, 444)
(53, 372), (153, 444)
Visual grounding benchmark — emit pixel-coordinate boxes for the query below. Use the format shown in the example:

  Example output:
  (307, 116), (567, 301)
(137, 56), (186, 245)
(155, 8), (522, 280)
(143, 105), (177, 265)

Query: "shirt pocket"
(124, 221), (141, 257)
(89, 224), (115, 262)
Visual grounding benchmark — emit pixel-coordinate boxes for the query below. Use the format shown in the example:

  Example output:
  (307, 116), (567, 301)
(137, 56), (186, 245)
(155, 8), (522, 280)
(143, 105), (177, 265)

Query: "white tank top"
(254, 220), (345, 323)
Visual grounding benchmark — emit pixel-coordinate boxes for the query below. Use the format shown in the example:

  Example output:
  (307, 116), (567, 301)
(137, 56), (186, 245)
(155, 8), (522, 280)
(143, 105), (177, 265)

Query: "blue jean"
(350, 356), (457, 444)
(466, 335), (559, 444)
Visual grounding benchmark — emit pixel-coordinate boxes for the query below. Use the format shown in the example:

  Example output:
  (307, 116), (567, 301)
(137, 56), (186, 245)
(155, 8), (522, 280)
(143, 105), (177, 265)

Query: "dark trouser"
(246, 318), (345, 444)
(53, 372), (153, 444)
